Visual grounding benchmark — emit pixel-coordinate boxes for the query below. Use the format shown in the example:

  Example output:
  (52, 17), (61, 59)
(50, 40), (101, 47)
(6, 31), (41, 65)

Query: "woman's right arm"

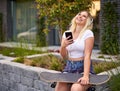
(60, 38), (68, 59)
(60, 37), (73, 59)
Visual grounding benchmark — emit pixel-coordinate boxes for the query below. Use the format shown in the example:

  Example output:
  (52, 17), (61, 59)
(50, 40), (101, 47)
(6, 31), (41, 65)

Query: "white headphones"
(89, 18), (93, 25)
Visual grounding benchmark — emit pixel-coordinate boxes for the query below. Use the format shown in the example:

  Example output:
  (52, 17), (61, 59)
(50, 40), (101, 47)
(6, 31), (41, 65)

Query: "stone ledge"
(0, 60), (57, 91)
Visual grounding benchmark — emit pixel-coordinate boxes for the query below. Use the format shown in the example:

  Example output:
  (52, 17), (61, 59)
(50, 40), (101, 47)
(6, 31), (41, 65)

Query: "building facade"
(0, 0), (59, 45)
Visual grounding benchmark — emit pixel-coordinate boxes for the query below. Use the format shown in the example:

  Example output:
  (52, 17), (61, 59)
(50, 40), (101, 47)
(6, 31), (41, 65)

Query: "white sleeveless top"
(62, 30), (94, 58)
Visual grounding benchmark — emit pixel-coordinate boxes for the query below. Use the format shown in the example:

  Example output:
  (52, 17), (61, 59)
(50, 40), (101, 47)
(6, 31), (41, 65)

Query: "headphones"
(89, 18), (93, 25)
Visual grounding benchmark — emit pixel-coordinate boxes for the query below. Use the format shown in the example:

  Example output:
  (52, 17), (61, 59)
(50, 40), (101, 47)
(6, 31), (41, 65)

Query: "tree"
(35, 0), (93, 42)
(36, 16), (47, 47)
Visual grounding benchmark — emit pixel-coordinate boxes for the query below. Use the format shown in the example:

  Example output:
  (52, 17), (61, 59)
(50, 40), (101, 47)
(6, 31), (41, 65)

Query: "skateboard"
(40, 72), (110, 85)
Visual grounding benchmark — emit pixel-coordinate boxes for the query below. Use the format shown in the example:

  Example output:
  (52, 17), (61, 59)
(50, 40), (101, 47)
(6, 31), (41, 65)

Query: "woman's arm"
(84, 37), (94, 77)
(78, 37), (94, 85)
(60, 38), (67, 58)
(60, 37), (73, 59)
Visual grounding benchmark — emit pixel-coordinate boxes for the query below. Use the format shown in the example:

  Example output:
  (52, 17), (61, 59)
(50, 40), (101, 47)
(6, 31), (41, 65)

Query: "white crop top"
(63, 30), (94, 58)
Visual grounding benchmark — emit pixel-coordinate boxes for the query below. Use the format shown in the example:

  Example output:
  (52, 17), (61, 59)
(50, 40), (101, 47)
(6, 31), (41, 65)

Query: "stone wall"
(0, 60), (55, 91)
(0, 60), (112, 91)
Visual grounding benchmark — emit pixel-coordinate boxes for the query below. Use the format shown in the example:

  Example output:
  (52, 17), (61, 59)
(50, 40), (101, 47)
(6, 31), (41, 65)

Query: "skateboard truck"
(51, 82), (56, 88)
(87, 86), (96, 91)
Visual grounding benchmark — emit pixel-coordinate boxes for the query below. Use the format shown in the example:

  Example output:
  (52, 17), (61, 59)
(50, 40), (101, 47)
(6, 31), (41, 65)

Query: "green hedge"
(100, 2), (119, 55)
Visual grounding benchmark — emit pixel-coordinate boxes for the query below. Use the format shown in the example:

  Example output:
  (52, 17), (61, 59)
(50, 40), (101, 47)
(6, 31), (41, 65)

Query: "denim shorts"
(63, 60), (94, 74)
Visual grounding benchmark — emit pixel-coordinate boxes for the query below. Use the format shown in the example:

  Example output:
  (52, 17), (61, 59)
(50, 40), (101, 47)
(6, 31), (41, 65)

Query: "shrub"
(108, 73), (120, 91)
(100, 2), (119, 55)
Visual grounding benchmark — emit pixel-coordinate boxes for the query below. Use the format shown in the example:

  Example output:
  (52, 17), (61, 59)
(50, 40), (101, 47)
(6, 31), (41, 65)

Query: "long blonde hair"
(69, 10), (93, 39)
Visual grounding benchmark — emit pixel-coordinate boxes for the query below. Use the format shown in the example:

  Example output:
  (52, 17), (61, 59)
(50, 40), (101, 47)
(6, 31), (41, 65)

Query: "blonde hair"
(69, 11), (93, 39)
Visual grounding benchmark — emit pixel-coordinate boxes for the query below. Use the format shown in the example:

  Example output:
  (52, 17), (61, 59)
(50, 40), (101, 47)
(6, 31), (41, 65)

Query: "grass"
(93, 61), (120, 74)
(13, 54), (65, 71)
(13, 54), (120, 74)
(0, 46), (46, 57)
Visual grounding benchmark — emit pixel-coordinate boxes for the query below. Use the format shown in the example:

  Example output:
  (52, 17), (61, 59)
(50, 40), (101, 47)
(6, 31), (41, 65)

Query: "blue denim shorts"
(63, 60), (94, 74)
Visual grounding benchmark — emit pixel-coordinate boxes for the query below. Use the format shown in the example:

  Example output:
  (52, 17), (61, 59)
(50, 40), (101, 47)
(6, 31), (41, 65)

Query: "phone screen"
(65, 32), (73, 40)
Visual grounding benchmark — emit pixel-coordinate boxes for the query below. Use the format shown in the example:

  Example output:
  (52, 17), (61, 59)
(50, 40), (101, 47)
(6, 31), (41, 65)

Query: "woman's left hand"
(77, 76), (89, 85)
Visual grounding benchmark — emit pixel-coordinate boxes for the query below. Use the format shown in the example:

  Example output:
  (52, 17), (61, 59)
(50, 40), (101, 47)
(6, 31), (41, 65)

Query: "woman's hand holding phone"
(61, 38), (73, 48)
(61, 31), (73, 48)
(65, 32), (73, 45)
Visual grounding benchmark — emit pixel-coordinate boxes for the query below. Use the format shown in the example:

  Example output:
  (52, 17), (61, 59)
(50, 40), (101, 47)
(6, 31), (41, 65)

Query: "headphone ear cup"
(89, 18), (93, 25)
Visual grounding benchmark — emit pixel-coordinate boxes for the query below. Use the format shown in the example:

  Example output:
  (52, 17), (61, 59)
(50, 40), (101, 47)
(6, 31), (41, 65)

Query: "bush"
(108, 73), (120, 91)
(23, 54), (65, 71)
(36, 17), (47, 47)
(93, 61), (120, 74)
(100, 2), (119, 55)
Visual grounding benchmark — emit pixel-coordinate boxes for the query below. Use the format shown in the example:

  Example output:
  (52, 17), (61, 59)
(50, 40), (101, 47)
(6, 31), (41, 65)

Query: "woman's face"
(75, 11), (88, 26)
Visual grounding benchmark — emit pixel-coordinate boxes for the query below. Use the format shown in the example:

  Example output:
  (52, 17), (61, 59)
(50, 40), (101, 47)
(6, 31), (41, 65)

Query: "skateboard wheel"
(87, 86), (96, 91)
(50, 82), (56, 88)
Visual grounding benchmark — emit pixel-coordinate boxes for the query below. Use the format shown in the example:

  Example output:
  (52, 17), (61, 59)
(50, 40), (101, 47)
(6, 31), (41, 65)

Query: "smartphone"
(65, 31), (73, 40)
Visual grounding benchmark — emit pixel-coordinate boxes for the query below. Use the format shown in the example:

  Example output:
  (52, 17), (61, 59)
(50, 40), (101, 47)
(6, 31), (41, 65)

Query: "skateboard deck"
(40, 72), (110, 85)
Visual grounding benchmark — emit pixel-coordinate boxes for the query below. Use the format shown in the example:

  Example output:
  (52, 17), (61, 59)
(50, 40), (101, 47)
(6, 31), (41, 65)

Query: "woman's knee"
(71, 83), (88, 91)
(55, 82), (69, 91)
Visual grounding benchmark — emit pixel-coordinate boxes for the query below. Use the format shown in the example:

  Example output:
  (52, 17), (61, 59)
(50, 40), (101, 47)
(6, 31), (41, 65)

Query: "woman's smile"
(75, 11), (88, 25)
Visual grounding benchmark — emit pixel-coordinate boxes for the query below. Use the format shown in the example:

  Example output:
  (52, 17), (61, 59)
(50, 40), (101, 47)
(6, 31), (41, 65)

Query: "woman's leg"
(55, 82), (70, 91)
(71, 83), (89, 91)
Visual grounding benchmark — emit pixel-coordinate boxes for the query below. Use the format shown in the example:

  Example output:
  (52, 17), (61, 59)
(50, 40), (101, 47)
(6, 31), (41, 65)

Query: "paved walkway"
(0, 42), (119, 62)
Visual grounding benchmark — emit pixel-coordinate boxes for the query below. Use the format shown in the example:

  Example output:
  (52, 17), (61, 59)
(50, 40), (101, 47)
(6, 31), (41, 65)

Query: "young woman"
(55, 10), (94, 91)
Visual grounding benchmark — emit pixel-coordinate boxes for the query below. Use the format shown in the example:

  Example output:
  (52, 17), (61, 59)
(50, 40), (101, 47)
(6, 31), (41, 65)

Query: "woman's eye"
(83, 15), (87, 18)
